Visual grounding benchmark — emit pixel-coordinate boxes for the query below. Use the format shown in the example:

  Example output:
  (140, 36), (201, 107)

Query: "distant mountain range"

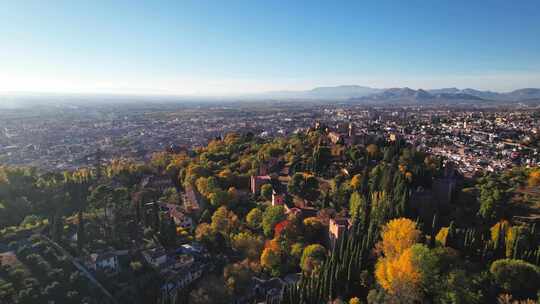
(261, 85), (540, 103)
(264, 85), (382, 100)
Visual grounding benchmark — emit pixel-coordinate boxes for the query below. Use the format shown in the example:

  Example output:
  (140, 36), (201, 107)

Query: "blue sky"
(1, 0), (539, 95)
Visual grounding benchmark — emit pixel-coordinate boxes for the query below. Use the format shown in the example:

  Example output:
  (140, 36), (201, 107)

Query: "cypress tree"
(429, 213), (438, 248)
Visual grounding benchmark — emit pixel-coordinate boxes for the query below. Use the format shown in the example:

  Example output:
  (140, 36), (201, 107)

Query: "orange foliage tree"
(375, 248), (421, 300)
(378, 218), (421, 259)
(375, 218), (422, 301)
(528, 169), (540, 187)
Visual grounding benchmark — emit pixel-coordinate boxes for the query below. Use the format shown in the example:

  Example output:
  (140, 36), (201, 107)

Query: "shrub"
(490, 259), (540, 297)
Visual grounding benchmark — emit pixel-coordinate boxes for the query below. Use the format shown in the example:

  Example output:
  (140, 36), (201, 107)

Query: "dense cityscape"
(2, 102), (539, 175)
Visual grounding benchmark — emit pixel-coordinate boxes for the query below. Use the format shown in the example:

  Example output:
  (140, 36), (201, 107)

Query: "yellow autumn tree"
(375, 248), (421, 301)
(528, 169), (540, 187)
(349, 297), (361, 304)
(379, 218), (421, 259)
(375, 218), (422, 301)
(490, 220), (511, 244)
(490, 220), (517, 258)
(435, 227), (449, 245)
(350, 174), (362, 190)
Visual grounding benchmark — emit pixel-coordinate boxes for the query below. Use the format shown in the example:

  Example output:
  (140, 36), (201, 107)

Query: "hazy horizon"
(2, 82), (540, 98)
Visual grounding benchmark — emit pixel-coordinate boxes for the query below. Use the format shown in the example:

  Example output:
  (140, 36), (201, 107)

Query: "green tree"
(490, 259), (540, 298)
(300, 244), (327, 274)
(312, 145), (332, 174)
(260, 246), (283, 277)
(303, 217), (324, 244)
(260, 184), (273, 200)
(189, 275), (230, 304)
(288, 173), (304, 196)
(195, 223), (225, 252)
(349, 191), (367, 225)
(231, 231), (264, 261)
(287, 173), (320, 202)
(262, 205), (286, 237)
(211, 206), (238, 241)
(477, 177), (510, 223)
(209, 189), (230, 207)
(63, 168), (93, 250)
(223, 261), (253, 297)
(246, 208), (263, 230)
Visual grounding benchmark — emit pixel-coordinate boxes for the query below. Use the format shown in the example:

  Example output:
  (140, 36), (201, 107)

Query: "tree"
(410, 244), (447, 295)
(106, 158), (147, 188)
(477, 179), (508, 223)
(261, 184), (273, 200)
(196, 176), (219, 198)
(195, 223), (224, 252)
(378, 218), (421, 259)
(218, 169), (236, 188)
(303, 217), (324, 244)
(528, 169), (540, 187)
(375, 247), (421, 302)
(223, 261), (253, 297)
(490, 259), (540, 298)
(287, 173), (320, 202)
(261, 247), (282, 277)
(208, 189), (230, 207)
(441, 270), (484, 304)
(34, 174), (70, 242)
(409, 244), (483, 304)
(211, 206), (238, 241)
(300, 244), (326, 274)
(435, 227), (450, 247)
(375, 218), (422, 302)
(312, 145), (332, 174)
(350, 174), (362, 191)
(366, 144), (379, 159)
(246, 208), (263, 230)
(349, 297), (361, 304)
(231, 231), (264, 261)
(290, 242), (304, 268)
(304, 174), (320, 201)
(490, 220), (516, 258)
(288, 173), (304, 196)
(150, 151), (170, 173)
(63, 168), (93, 250)
(189, 275), (229, 304)
(349, 191), (367, 225)
(184, 164), (211, 185)
(226, 187), (239, 208)
(262, 205), (286, 237)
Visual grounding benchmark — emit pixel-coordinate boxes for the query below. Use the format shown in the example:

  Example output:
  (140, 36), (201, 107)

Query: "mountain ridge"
(262, 85), (540, 103)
